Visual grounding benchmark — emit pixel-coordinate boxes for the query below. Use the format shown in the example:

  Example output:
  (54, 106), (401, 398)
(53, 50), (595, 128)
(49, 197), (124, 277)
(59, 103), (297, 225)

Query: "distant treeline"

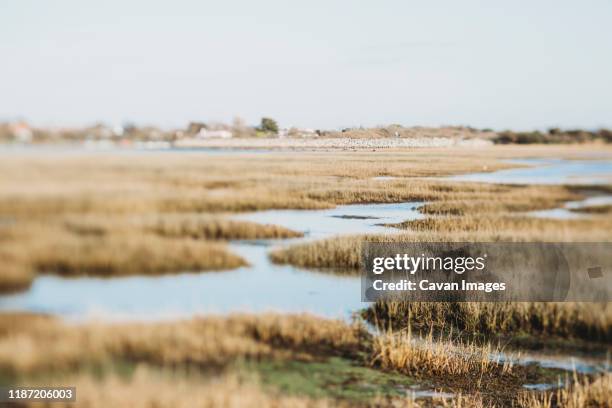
(494, 128), (612, 144)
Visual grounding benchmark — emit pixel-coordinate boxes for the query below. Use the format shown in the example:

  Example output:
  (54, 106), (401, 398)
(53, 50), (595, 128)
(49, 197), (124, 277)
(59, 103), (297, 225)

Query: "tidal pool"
(0, 157), (610, 326)
(530, 194), (612, 219)
(448, 158), (612, 185)
(0, 202), (422, 322)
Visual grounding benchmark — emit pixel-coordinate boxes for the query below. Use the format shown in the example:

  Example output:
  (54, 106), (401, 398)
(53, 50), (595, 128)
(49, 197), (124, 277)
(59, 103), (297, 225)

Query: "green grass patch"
(245, 357), (417, 402)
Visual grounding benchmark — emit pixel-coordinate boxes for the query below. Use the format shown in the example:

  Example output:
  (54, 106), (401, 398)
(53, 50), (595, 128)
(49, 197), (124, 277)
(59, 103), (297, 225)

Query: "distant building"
(197, 128), (233, 139)
(10, 122), (33, 142)
(283, 127), (318, 138)
(300, 128), (317, 137)
(112, 125), (124, 137)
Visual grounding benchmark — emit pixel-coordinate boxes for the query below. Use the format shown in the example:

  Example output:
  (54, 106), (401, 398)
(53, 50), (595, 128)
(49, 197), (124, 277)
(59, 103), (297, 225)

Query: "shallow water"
(448, 158), (612, 185)
(234, 202), (422, 241)
(1, 155), (611, 388)
(497, 350), (611, 374)
(0, 144), (277, 156)
(2, 158), (612, 321)
(0, 202), (422, 322)
(408, 389), (455, 399)
(523, 383), (563, 391)
(530, 194), (612, 219)
(371, 176), (399, 181)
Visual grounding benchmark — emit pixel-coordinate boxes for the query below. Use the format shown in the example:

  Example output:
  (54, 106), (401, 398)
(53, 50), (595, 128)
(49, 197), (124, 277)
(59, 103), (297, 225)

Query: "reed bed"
(145, 214), (303, 240)
(1, 147), (606, 289)
(59, 213), (303, 240)
(518, 373), (611, 408)
(371, 334), (532, 406)
(365, 302), (612, 344)
(270, 214), (612, 273)
(18, 366), (488, 408)
(32, 233), (246, 277)
(0, 212), (306, 290)
(0, 223), (246, 284)
(0, 152), (502, 217)
(0, 311), (527, 406)
(399, 215), (612, 241)
(571, 204), (612, 214)
(371, 330), (513, 378)
(0, 244), (34, 292)
(0, 148), (529, 290)
(270, 168), (610, 273)
(0, 313), (366, 376)
(1, 146), (608, 219)
(1, 147), (611, 405)
(417, 185), (578, 216)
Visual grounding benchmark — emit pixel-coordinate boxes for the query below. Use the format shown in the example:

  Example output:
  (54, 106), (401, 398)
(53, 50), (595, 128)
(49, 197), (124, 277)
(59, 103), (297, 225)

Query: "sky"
(1, 0), (611, 130)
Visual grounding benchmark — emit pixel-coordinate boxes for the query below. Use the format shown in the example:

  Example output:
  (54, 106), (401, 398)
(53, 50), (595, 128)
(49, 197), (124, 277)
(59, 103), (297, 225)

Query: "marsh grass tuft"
(570, 204), (612, 215)
(365, 302), (612, 345)
(147, 214), (303, 240)
(0, 213), (306, 289)
(518, 373), (612, 408)
(371, 330), (513, 379)
(0, 245), (35, 292)
(33, 233), (246, 277)
(0, 313), (367, 376)
(0, 312), (593, 407)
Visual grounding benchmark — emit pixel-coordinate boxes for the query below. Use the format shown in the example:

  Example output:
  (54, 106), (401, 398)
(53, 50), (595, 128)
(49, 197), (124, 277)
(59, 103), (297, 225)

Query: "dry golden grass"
(4, 147), (593, 218)
(0, 148), (533, 289)
(369, 330), (537, 405)
(518, 373), (612, 408)
(146, 214), (303, 240)
(417, 185), (579, 216)
(270, 214), (612, 273)
(0, 312), (596, 407)
(1, 146), (609, 218)
(399, 215), (612, 241)
(0, 147), (610, 406)
(371, 330), (513, 378)
(0, 151), (507, 217)
(0, 312), (366, 376)
(571, 204), (612, 215)
(33, 233), (246, 277)
(366, 302), (612, 343)
(263, 158), (612, 348)
(0, 223), (246, 281)
(20, 368), (340, 408)
(59, 213), (303, 240)
(1, 146), (608, 288)
(270, 235), (365, 272)
(0, 212), (306, 289)
(0, 244), (34, 292)
(271, 178), (611, 272)
(18, 365), (488, 408)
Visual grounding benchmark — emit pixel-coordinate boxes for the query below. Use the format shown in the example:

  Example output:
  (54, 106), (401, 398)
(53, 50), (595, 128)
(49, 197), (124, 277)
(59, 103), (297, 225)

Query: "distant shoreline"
(173, 136), (494, 150)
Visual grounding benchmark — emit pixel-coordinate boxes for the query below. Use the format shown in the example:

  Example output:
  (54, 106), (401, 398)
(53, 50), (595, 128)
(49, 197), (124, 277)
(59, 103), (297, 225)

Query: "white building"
(197, 129), (233, 139)
(10, 122), (33, 142)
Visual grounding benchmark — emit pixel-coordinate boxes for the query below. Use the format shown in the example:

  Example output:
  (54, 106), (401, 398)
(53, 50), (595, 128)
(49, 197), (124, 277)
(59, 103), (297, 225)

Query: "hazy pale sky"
(1, 0), (611, 130)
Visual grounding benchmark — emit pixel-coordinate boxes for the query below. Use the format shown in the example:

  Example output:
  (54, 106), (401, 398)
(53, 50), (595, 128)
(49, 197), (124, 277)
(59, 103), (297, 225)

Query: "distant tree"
(599, 129), (612, 143)
(187, 122), (207, 134)
(122, 122), (137, 134)
(259, 117), (278, 134)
